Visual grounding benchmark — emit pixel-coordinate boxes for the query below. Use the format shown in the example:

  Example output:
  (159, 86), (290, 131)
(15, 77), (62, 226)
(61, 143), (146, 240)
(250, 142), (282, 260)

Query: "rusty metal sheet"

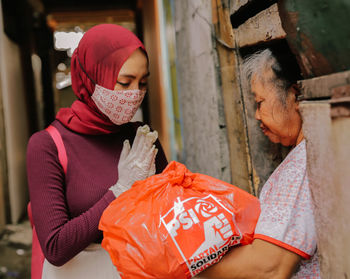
(278, 0), (350, 78)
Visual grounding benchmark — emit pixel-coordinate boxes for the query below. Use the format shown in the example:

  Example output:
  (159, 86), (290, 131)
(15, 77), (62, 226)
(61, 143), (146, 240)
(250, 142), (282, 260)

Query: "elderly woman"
(200, 49), (320, 278)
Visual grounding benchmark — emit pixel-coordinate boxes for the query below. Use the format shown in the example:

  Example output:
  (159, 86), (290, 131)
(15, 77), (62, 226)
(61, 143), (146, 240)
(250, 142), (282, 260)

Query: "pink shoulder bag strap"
(45, 125), (68, 173)
(28, 124), (67, 279)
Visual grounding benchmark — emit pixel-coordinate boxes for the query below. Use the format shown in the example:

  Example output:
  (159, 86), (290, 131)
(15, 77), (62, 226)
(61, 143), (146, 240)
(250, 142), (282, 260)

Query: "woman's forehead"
(251, 67), (274, 83)
(118, 49), (148, 77)
(251, 75), (277, 99)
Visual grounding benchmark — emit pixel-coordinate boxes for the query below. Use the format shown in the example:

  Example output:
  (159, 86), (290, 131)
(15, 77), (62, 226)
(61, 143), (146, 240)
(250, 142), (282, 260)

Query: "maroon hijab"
(56, 24), (146, 135)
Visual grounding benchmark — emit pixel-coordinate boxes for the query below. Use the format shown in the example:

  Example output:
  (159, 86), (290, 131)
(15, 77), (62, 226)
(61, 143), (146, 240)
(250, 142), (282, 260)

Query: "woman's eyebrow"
(119, 72), (150, 79)
(119, 74), (136, 79)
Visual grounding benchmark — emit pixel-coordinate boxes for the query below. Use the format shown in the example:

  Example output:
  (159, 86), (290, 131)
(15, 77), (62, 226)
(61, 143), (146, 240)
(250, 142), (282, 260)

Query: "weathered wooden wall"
(173, 4), (350, 277)
(236, 3), (289, 195)
(211, 0), (251, 192)
(173, 0), (289, 194)
(222, 1), (288, 195)
(227, 2), (350, 277)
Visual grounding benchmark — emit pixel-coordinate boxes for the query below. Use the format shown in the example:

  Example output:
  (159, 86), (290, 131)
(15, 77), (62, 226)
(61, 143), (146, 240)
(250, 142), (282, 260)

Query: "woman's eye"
(257, 101), (263, 109)
(117, 81), (130, 87)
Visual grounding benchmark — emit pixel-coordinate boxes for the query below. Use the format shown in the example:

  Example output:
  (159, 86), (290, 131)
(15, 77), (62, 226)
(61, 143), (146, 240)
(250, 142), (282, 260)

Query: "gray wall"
(174, 0), (231, 182)
(0, 1), (30, 223)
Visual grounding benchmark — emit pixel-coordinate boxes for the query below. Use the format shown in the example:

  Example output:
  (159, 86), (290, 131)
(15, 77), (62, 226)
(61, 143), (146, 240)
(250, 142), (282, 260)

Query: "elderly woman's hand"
(109, 125), (158, 197)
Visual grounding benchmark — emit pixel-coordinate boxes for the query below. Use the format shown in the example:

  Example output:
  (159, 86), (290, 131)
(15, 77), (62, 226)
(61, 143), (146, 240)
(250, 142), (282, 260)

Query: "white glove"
(145, 129), (158, 177)
(109, 125), (158, 197)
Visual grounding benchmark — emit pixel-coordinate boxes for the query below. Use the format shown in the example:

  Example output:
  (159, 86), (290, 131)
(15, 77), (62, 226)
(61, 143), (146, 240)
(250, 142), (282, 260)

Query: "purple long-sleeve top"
(26, 120), (168, 266)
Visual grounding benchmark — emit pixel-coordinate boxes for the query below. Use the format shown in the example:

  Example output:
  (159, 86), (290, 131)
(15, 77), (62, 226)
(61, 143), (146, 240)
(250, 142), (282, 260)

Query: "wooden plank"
(212, 0), (252, 193)
(236, 3), (286, 48)
(298, 70), (350, 100)
(213, 0), (235, 48)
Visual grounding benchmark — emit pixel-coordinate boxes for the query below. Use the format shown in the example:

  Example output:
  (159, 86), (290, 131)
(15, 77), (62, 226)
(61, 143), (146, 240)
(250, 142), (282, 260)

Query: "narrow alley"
(1, 0), (350, 278)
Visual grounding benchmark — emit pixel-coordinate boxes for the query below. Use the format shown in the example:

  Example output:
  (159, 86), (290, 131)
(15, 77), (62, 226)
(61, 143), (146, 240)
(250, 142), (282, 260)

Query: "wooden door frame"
(140, 0), (171, 160)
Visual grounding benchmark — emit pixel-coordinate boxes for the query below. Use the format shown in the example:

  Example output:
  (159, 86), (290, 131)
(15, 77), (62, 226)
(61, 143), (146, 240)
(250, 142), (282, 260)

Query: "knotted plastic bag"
(99, 161), (260, 279)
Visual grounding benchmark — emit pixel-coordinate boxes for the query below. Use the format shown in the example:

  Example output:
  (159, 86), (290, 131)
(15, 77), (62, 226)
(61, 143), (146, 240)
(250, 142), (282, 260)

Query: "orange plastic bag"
(99, 161), (260, 279)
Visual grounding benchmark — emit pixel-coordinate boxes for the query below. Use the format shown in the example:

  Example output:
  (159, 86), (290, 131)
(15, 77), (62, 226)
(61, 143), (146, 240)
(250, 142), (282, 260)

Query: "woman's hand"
(110, 125), (158, 197)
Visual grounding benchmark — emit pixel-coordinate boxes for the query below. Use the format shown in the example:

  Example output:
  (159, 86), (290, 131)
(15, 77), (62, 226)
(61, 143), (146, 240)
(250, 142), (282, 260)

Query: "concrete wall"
(301, 99), (350, 278)
(297, 69), (350, 278)
(0, 9), (30, 223)
(174, 0), (231, 182)
(331, 117), (350, 278)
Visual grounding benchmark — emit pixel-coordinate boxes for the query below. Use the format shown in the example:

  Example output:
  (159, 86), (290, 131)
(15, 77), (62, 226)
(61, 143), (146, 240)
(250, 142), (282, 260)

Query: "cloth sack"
(99, 161), (260, 279)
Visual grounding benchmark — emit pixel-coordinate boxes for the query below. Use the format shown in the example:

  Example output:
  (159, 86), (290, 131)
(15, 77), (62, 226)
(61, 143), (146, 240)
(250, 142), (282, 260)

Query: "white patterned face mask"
(92, 84), (146, 125)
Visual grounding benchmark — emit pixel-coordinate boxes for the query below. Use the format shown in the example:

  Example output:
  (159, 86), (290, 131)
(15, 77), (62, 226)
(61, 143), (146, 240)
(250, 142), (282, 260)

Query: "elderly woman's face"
(251, 74), (302, 146)
(114, 48), (149, 91)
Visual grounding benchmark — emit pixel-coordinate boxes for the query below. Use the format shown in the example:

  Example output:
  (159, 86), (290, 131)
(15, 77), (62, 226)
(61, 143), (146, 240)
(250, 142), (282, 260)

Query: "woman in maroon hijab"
(27, 24), (168, 278)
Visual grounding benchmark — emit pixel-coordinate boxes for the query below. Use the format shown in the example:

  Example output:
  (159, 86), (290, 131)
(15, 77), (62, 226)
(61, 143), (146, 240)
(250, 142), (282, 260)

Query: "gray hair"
(242, 49), (295, 106)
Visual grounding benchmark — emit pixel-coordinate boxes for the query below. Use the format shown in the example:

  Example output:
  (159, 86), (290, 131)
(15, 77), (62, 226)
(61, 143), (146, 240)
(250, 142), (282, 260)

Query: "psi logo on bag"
(160, 194), (242, 277)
